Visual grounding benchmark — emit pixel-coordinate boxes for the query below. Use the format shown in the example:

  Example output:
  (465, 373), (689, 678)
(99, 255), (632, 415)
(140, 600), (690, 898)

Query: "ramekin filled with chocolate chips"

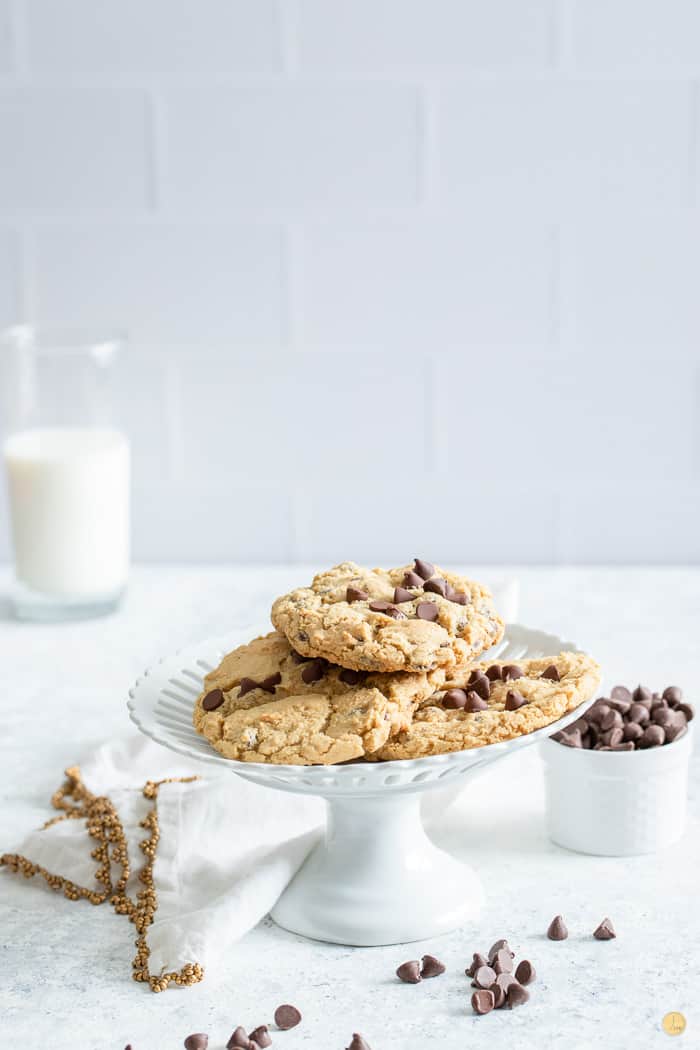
(541, 684), (694, 856)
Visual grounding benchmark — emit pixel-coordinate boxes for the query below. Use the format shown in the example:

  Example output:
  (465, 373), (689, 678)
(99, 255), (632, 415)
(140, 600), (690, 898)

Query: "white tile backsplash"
(0, 0), (698, 564)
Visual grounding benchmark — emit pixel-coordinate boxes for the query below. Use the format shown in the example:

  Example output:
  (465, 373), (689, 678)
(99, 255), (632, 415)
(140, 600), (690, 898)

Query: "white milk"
(3, 427), (130, 597)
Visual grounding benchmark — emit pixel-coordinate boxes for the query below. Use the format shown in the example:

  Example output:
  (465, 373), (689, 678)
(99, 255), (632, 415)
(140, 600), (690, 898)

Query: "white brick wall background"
(0, 0), (699, 565)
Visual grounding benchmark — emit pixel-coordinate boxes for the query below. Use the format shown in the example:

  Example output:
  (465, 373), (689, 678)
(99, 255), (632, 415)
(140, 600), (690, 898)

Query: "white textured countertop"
(1, 566), (698, 1050)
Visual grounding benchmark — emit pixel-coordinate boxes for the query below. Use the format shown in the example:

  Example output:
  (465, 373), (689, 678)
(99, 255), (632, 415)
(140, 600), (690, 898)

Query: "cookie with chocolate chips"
(372, 651), (600, 760)
(270, 559), (504, 673)
(193, 631), (444, 765)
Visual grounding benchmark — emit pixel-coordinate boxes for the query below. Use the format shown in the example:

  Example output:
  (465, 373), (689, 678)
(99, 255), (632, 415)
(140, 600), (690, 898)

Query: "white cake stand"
(128, 624), (590, 947)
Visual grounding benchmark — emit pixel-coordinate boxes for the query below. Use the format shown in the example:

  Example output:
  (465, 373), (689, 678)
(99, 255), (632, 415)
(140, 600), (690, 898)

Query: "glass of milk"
(1, 325), (130, 620)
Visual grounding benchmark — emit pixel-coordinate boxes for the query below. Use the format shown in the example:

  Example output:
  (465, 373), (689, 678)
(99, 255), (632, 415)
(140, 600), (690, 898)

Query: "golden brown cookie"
(270, 559), (504, 673)
(372, 651), (600, 760)
(193, 631), (444, 765)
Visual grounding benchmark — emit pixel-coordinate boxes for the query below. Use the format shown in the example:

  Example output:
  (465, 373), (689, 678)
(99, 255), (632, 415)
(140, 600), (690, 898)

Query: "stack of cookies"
(193, 559), (600, 766)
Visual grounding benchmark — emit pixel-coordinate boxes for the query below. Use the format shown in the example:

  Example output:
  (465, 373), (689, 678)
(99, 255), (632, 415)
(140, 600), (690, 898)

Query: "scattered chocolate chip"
(396, 960), (422, 984)
(495, 972), (518, 992)
(469, 674), (491, 700)
(506, 982), (530, 1008)
(487, 939), (512, 961)
(402, 571), (423, 588)
(369, 600), (391, 613)
(505, 690), (527, 711)
(465, 690), (488, 712)
(202, 689), (224, 711)
(593, 917), (616, 941)
(493, 949), (513, 975)
(612, 685), (633, 702)
(413, 558), (435, 580)
(227, 1028), (251, 1050)
(301, 659), (327, 684)
(514, 960), (536, 985)
(249, 1027), (272, 1048)
(416, 602), (439, 622)
(424, 577), (448, 597)
(640, 724), (665, 748)
(547, 915), (568, 940)
(346, 1036), (372, 1050)
(486, 664), (503, 681)
(541, 664), (560, 681)
(473, 965), (497, 989)
(260, 672), (281, 692)
(421, 954), (446, 978)
(443, 688), (468, 709)
(471, 989), (495, 1015)
(274, 1005), (301, 1031)
(502, 664), (523, 682)
(489, 982), (506, 1008)
(663, 686), (683, 704)
(184, 1036), (208, 1050)
(339, 668), (368, 686)
(466, 953), (489, 977)
(384, 605), (406, 620)
(393, 587), (414, 604)
(346, 586), (368, 603)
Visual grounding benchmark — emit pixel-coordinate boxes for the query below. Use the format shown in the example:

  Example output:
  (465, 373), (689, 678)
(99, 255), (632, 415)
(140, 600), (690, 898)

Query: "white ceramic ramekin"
(540, 728), (693, 856)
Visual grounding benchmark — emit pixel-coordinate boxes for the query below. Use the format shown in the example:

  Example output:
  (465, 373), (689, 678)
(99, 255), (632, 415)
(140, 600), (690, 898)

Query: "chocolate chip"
(678, 703), (694, 722)
(505, 690), (526, 711)
(465, 690), (488, 712)
(202, 688), (224, 711)
(260, 672), (281, 693)
(489, 983), (506, 1008)
(466, 953), (489, 977)
(612, 685), (633, 702)
(486, 664), (503, 681)
(301, 659), (327, 684)
(249, 1026), (272, 1048)
(628, 702), (650, 725)
(640, 724), (665, 748)
(402, 571), (423, 588)
(227, 1028), (251, 1050)
(506, 982), (530, 1008)
(587, 702), (610, 725)
(601, 727), (624, 747)
(633, 684), (652, 705)
(443, 688), (468, 709)
(593, 917), (616, 941)
(541, 664), (560, 681)
(339, 668), (368, 686)
(600, 742), (635, 751)
(420, 954), (446, 978)
(487, 939), (512, 961)
(346, 1036), (372, 1050)
(396, 960), (421, 984)
(424, 577), (448, 597)
(238, 678), (258, 698)
(469, 674), (491, 700)
(369, 600), (391, 613)
(652, 706), (675, 727)
(274, 1005), (301, 1031)
(663, 686), (683, 704)
(346, 586), (369, 603)
(601, 708), (623, 730)
(473, 965), (497, 989)
(514, 960), (536, 985)
(393, 587), (414, 604)
(416, 601), (439, 622)
(547, 915), (568, 940)
(384, 605), (406, 620)
(502, 664), (523, 682)
(184, 1036), (208, 1050)
(414, 558), (435, 580)
(493, 949), (513, 975)
(665, 721), (688, 743)
(290, 649), (311, 663)
(446, 586), (467, 605)
(623, 721), (644, 742)
(608, 696), (631, 715)
(559, 728), (583, 748)
(495, 972), (518, 992)
(471, 989), (495, 1015)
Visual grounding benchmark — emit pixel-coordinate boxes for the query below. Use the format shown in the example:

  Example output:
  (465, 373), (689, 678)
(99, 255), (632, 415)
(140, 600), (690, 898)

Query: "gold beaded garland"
(0, 766), (203, 993)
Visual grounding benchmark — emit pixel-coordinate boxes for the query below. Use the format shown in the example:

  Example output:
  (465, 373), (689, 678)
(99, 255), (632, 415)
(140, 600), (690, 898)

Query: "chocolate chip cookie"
(270, 559), (504, 674)
(193, 631), (444, 765)
(372, 651), (600, 759)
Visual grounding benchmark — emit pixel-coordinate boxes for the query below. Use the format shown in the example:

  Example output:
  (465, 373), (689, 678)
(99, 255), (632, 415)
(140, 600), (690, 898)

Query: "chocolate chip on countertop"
(465, 690), (488, 712)
(339, 668), (368, 686)
(346, 586), (369, 603)
(487, 938), (512, 960)
(393, 586), (415, 604)
(505, 690), (527, 711)
(274, 1005), (301, 1031)
(502, 664), (523, 682)
(184, 1036), (208, 1050)
(301, 659), (327, 684)
(466, 953), (489, 977)
(421, 954), (446, 978)
(506, 982), (530, 1008)
(495, 972), (518, 992)
(443, 688), (468, 709)
(424, 577), (448, 597)
(514, 960), (536, 985)
(486, 664), (503, 681)
(249, 1027), (272, 1048)
(402, 571), (424, 588)
(473, 965), (497, 989)
(490, 982), (506, 1008)
(663, 686), (683, 704)
(415, 601), (439, 622)
(547, 915), (568, 940)
(541, 664), (560, 681)
(471, 989), (495, 1015)
(346, 1035), (372, 1050)
(640, 724), (665, 748)
(201, 689), (224, 711)
(396, 960), (422, 984)
(227, 1028), (251, 1050)
(593, 917), (616, 941)
(492, 949), (514, 975)
(413, 558), (435, 580)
